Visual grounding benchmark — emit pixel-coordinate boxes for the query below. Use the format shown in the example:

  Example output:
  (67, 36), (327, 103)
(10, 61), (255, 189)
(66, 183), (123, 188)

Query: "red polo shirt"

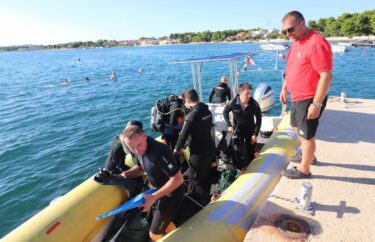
(285, 30), (332, 102)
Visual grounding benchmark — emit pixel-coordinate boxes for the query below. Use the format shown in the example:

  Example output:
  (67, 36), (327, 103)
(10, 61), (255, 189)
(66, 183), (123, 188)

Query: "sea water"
(0, 43), (374, 236)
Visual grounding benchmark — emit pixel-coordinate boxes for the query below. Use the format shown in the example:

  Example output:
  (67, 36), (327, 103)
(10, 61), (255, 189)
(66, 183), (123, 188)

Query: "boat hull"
(2, 177), (127, 242)
(160, 114), (299, 242)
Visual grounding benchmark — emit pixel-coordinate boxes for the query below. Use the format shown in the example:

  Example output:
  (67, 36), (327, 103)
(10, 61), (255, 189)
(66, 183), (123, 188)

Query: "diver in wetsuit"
(104, 134), (128, 174)
(121, 124), (184, 241)
(95, 120), (145, 200)
(104, 120), (143, 174)
(208, 76), (232, 103)
(174, 88), (215, 206)
(223, 83), (262, 170)
(163, 94), (185, 151)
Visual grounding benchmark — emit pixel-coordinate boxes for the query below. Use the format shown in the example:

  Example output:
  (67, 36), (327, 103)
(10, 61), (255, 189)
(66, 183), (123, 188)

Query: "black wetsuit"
(104, 136), (129, 174)
(102, 136), (143, 196)
(174, 102), (215, 206)
(135, 137), (184, 234)
(209, 83), (232, 103)
(223, 96), (262, 169)
(163, 98), (185, 150)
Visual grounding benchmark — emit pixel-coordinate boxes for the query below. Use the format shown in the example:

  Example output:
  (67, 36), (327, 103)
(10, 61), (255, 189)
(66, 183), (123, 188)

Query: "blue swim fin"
(96, 187), (157, 220)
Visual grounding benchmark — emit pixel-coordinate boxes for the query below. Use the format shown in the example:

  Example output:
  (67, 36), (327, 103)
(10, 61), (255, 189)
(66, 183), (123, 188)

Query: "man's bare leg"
(298, 137), (315, 174)
(293, 127), (316, 164)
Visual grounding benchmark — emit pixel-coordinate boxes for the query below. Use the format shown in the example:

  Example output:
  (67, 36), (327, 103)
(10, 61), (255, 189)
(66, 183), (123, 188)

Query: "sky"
(0, 0), (374, 46)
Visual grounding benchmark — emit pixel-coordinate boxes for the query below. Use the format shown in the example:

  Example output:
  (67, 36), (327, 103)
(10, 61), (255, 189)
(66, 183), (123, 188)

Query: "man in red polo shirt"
(279, 11), (332, 179)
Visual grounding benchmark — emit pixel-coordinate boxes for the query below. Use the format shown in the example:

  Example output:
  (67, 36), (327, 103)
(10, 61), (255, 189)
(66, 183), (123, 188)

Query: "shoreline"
(1, 35), (374, 52)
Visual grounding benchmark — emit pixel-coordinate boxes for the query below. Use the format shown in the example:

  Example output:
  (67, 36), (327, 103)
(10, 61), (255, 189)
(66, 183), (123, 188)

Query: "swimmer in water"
(111, 72), (117, 81)
(48, 78), (68, 87)
(55, 79), (68, 86)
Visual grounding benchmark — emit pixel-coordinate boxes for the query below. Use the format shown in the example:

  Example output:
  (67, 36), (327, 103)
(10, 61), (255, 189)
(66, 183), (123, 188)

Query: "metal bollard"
(299, 182), (313, 210)
(340, 92), (347, 103)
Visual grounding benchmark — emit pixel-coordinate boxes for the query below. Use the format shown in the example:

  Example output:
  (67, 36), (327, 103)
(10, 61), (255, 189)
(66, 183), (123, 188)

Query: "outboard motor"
(253, 83), (275, 114)
(254, 83), (276, 138)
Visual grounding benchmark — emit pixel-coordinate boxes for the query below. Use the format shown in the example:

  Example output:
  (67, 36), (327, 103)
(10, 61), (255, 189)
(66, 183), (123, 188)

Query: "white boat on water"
(331, 44), (349, 53)
(352, 40), (375, 48)
(337, 42), (353, 47)
(260, 43), (288, 51)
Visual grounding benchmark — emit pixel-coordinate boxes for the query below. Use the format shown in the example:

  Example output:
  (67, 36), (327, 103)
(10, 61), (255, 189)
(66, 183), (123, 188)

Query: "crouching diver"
(121, 123), (184, 241)
(223, 83), (262, 170)
(209, 76), (232, 103)
(104, 120), (144, 174)
(95, 120), (145, 196)
(174, 88), (216, 206)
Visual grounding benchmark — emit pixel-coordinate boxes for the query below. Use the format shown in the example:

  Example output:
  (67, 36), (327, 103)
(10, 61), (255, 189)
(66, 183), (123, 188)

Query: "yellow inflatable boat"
(2, 114), (298, 242)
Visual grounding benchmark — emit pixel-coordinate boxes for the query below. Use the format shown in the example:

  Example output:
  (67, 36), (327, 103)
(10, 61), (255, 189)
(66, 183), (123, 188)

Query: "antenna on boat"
(275, 51), (279, 70)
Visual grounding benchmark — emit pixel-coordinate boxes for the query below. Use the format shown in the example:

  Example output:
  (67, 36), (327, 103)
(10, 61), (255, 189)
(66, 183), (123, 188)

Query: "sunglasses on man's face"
(282, 21), (300, 35)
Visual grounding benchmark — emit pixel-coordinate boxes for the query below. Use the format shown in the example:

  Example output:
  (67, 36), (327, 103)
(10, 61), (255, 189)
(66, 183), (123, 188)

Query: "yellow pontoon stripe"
(222, 154), (287, 227)
(239, 167), (284, 228)
(218, 154), (280, 222)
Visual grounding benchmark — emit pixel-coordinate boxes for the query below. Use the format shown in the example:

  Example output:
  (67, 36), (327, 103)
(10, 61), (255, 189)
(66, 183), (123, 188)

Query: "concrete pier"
(244, 96), (375, 242)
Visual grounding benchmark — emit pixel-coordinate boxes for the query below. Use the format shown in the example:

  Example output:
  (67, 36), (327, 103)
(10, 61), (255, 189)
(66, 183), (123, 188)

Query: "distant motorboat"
(260, 43), (287, 51)
(352, 40), (375, 48)
(337, 42), (353, 47)
(331, 44), (348, 53)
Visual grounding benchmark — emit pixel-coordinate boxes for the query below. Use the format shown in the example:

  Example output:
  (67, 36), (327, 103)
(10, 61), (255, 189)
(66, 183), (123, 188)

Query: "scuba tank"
(150, 95), (182, 133)
(150, 99), (167, 132)
(150, 106), (158, 132)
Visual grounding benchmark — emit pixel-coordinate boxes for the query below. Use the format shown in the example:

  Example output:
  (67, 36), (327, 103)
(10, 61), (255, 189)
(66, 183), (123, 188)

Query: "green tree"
(341, 16), (356, 36)
(307, 20), (318, 29)
(192, 35), (202, 42)
(211, 32), (221, 41)
(201, 31), (212, 42)
(371, 13), (375, 34)
(355, 13), (371, 35)
(316, 18), (327, 33)
(179, 35), (192, 43)
(220, 32), (226, 40)
(96, 39), (105, 46)
(337, 13), (353, 36)
(324, 17), (341, 37)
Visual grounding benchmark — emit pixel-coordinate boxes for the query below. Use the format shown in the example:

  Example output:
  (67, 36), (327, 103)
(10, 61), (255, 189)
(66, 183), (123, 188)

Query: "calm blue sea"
(0, 43), (374, 237)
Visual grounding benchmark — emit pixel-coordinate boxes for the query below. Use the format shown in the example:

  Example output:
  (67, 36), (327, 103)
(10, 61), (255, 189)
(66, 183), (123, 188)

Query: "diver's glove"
(94, 168), (145, 190)
(94, 168), (144, 197)
(94, 168), (127, 185)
